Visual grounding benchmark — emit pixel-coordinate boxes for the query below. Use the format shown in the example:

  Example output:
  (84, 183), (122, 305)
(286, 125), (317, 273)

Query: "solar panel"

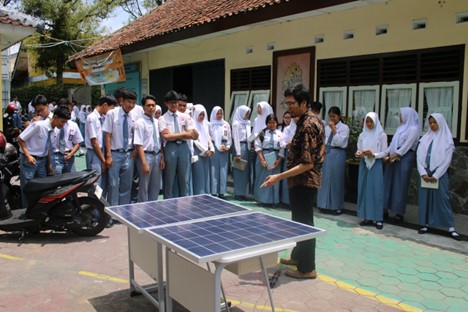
(105, 194), (250, 230)
(146, 212), (326, 263)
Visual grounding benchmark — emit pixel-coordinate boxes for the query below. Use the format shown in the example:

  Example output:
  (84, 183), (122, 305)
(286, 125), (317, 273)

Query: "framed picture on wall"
(229, 91), (250, 122)
(248, 90), (271, 123)
(272, 47), (315, 122)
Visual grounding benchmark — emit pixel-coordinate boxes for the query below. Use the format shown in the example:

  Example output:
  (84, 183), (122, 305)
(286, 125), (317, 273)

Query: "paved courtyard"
(0, 155), (466, 311)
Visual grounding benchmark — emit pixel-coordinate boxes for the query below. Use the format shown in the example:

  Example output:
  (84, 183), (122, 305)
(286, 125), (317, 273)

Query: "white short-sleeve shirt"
(102, 106), (137, 150)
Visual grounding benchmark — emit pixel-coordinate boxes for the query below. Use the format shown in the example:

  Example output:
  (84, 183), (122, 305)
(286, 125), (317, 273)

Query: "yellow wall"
(124, 0), (468, 141)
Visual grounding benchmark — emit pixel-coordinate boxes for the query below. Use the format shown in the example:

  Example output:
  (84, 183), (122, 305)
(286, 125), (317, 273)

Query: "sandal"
(418, 226), (428, 234)
(449, 231), (461, 241)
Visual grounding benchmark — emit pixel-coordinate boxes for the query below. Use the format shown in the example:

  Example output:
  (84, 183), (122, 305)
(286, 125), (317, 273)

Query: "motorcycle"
(0, 164), (110, 238)
(1, 143), (21, 210)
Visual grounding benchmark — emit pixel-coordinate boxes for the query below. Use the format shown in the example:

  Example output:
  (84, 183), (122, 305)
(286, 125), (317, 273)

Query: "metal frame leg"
(207, 263), (231, 312)
(260, 257), (275, 312)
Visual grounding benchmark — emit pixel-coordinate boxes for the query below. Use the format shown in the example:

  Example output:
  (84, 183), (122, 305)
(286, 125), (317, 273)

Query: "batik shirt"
(287, 110), (325, 189)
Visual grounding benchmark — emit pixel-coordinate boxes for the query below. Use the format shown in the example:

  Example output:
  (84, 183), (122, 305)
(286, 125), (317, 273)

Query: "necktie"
(326, 132), (334, 153)
(269, 131), (275, 149)
(152, 118), (160, 153)
(173, 113), (180, 133)
(425, 141), (433, 174)
(100, 116), (106, 150)
(59, 127), (66, 154)
(123, 113), (129, 151)
(44, 129), (53, 156)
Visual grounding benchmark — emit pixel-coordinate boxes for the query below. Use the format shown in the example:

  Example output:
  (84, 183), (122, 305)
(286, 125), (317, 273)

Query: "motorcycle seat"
(24, 170), (95, 193)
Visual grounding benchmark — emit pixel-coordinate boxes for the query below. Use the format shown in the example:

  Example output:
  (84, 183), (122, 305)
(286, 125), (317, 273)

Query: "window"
(419, 81), (459, 136)
(319, 87), (346, 122)
(348, 86), (380, 126)
(381, 84), (417, 134)
(317, 45), (464, 139)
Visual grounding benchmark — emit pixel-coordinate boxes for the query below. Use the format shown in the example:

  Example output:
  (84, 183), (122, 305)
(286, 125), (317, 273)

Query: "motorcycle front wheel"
(69, 196), (110, 237)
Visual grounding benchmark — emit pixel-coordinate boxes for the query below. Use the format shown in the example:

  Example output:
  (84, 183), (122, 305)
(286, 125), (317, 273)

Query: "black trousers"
(289, 185), (316, 273)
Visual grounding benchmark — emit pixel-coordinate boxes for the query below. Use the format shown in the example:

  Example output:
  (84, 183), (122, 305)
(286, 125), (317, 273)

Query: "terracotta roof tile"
(71, 0), (288, 61)
(0, 13), (36, 27)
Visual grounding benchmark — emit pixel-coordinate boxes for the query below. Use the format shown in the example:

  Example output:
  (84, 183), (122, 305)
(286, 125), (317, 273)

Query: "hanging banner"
(75, 48), (126, 85)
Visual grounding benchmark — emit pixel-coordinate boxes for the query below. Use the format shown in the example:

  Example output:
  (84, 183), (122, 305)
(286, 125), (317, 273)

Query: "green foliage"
(20, 0), (112, 84)
(343, 116), (363, 160)
(11, 84), (71, 111)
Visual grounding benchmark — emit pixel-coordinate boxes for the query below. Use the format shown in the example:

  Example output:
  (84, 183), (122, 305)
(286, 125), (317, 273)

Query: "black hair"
(53, 106), (71, 120)
(58, 98), (71, 106)
(310, 101), (322, 113)
(178, 93), (188, 102)
(121, 89), (137, 101)
(98, 95), (117, 106)
(32, 94), (48, 107)
(141, 94), (157, 106)
(328, 106), (342, 116)
(113, 87), (126, 100)
(164, 90), (180, 102)
(258, 114), (278, 143)
(283, 84), (310, 106)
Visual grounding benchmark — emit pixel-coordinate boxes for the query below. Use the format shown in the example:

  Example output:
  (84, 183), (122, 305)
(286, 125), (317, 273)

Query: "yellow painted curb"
(78, 271), (128, 284)
(319, 274), (423, 312)
(228, 299), (298, 312)
(0, 253), (23, 261)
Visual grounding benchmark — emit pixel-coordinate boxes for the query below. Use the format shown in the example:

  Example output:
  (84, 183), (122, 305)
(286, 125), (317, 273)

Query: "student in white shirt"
(51, 102), (84, 175)
(253, 114), (284, 206)
(192, 104), (214, 195)
(103, 89), (138, 206)
(209, 106), (231, 199)
(18, 106), (70, 207)
(134, 95), (165, 202)
(159, 90), (198, 199)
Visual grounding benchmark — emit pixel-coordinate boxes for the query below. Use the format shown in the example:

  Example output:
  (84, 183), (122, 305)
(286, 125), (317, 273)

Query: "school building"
(71, 0), (468, 228)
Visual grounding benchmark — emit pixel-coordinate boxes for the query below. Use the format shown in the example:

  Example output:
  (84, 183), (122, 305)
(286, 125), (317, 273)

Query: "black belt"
(111, 148), (134, 153)
(330, 146), (345, 150)
(168, 140), (187, 145)
(144, 150), (161, 155)
(240, 141), (247, 143)
(21, 153), (46, 160)
(54, 151), (71, 155)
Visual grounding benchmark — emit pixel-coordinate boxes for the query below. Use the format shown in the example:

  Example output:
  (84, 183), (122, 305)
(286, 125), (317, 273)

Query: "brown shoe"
(279, 258), (298, 266)
(285, 269), (317, 279)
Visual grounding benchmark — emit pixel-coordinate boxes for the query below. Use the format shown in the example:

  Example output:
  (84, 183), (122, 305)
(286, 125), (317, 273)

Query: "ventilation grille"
(231, 66), (271, 91)
(318, 45), (463, 87)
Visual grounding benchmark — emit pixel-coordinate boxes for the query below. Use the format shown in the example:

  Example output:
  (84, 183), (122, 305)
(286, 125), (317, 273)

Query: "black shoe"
(333, 210), (342, 216)
(218, 194), (226, 200)
(375, 221), (383, 230)
(418, 226), (428, 234)
(359, 220), (373, 226)
(383, 210), (389, 220)
(391, 214), (404, 223)
(449, 231), (461, 241)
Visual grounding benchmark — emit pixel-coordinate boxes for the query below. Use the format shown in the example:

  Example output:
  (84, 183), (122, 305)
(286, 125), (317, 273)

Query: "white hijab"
(282, 118), (297, 143)
(154, 105), (162, 119)
(253, 101), (273, 135)
(417, 113), (454, 172)
(193, 104), (211, 149)
(233, 105), (251, 150)
(389, 107), (420, 154)
(233, 105), (251, 127)
(360, 112), (384, 169)
(210, 106), (225, 150)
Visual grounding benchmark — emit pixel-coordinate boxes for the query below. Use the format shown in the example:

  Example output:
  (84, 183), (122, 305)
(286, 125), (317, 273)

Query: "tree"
(19, 0), (117, 85)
